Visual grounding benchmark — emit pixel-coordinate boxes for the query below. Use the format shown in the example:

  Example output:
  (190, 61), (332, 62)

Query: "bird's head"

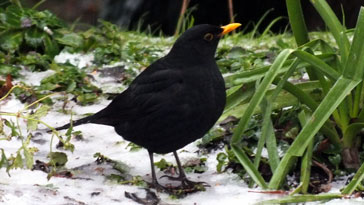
(169, 23), (241, 60)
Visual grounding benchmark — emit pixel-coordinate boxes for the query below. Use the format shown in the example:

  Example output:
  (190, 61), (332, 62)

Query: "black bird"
(53, 23), (241, 190)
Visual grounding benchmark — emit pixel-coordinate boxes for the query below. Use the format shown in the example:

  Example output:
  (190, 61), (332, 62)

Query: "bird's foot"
(160, 175), (209, 195)
(125, 189), (160, 205)
(147, 180), (175, 195)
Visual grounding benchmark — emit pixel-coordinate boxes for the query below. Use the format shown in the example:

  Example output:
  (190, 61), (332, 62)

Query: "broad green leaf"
(55, 33), (83, 48)
(48, 152), (68, 167)
(0, 30), (23, 52)
(0, 64), (20, 77)
(3, 5), (23, 28)
(24, 27), (45, 47)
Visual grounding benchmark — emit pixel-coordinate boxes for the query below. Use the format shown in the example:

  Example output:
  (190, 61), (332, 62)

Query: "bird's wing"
(95, 60), (187, 125)
(127, 62), (185, 115)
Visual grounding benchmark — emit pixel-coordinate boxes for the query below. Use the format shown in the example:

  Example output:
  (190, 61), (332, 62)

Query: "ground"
(0, 52), (363, 205)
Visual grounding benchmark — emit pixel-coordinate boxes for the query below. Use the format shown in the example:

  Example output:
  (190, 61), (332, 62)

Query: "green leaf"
(0, 149), (9, 170)
(310, 0), (350, 67)
(154, 158), (173, 171)
(0, 30), (23, 52)
(3, 5), (23, 28)
(0, 64), (20, 77)
(48, 152), (68, 167)
(230, 49), (294, 144)
(342, 7), (364, 80)
(24, 27), (45, 47)
(43, 35), (59, 57)
(4, 119), (19, 137)
(269, 77), (360, 189)
(55, 33), (83, 48)
(13, 152), (23, 169)
(33, 105), (50, 118)
(231, 144), (268, 189)
(342, 160), (364, 194)
(23, 148), (34, 169)
(27, 105), (50, 131)
(216, 152), (227, 173)
(258, 193), (342, 204)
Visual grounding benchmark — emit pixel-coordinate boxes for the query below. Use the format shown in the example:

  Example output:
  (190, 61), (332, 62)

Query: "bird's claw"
(160, 175), (210, 189)
(148, 181), (175, 194)
(125, 189), (160, 205)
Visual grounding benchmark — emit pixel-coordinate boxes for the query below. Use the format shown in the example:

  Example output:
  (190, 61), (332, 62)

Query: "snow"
(0, 52), (362, 205)
(54, 52), (94, 68)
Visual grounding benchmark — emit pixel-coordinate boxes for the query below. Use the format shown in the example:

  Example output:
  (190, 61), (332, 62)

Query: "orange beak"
(221, 23), (242, 35)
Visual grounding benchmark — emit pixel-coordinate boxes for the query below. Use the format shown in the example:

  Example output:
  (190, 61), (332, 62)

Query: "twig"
(313, 160), (333, 183)
(175, 0), (190, 36)
(227, 0), (235, 23)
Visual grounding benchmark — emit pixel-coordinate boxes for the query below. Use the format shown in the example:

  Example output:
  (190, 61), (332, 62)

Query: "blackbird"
(53, 23), (241, 190)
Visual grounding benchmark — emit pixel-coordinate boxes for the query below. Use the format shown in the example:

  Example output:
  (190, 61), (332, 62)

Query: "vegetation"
(1, 0), (364, 203)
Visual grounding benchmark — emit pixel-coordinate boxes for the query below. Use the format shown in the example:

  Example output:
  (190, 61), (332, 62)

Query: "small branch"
(227, 0), (235, 23)
(174, 0), (190, 36)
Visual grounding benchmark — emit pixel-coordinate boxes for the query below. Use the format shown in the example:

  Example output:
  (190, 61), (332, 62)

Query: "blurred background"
(8, 0), (364, 35)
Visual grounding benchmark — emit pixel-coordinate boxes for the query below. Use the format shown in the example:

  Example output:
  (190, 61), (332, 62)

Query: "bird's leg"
(148, 151), (172, 192)
(124, 151), (167, 204)
(161, 151), (209, 189)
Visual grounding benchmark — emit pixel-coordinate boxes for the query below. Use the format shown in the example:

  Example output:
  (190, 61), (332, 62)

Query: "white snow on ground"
(1, 52), (363, 204)
(54, 52), (94, 68)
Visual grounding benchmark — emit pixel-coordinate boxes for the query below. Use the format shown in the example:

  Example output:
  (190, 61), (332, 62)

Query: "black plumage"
(54, 23), (240, 190)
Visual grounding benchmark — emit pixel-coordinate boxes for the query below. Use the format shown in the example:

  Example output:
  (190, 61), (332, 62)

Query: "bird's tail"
(53, 115), (95, 131)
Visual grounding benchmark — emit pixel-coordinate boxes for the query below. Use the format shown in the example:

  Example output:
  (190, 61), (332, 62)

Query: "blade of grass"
(273, 79), (341, 148)
(269, 77), (360, 189)
(257, 193), (343, 204)
(249, 8), (273, 39)
(252, 58), (300, 179)
(260, 16), (285, 38)
(230, 49), (293, 188)
(231, 144), (268, 188)
(310, 0), (350, 68)
(224, 53), (335, 87)
(286, 0), (309, 46)
(231, 49), (294, 144)
(293, 50), (340, 80)
(342, 7), (364, 80)
(298, 109), (313, 194)
(342, 161), (364, 194)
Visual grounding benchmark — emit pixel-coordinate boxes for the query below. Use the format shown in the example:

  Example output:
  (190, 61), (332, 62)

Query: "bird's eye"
(204, 33), (214, 41)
